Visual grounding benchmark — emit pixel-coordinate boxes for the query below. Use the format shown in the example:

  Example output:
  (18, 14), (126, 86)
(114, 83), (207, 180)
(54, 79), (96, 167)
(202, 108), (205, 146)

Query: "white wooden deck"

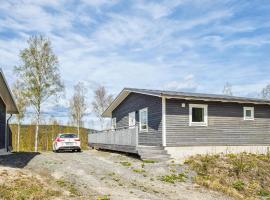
(88, 126), (138, 153)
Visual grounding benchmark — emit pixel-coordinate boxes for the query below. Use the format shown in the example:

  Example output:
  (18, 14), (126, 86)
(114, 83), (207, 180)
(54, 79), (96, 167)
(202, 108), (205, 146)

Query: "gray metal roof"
(124, 88), (270, 104)
(102, 87), (270, 118)
(0, 69), (19, 114)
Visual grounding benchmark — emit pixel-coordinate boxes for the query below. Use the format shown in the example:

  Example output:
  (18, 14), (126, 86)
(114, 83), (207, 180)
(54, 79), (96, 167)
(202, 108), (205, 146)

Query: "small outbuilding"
(0, 69), (18, 153)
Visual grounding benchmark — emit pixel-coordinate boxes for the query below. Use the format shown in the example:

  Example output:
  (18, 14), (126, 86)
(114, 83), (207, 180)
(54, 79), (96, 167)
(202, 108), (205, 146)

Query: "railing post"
(136, 125), (139, 147)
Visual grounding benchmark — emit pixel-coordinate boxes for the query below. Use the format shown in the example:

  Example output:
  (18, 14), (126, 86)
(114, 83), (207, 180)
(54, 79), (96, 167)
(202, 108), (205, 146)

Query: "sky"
(0, 0), (270, 129)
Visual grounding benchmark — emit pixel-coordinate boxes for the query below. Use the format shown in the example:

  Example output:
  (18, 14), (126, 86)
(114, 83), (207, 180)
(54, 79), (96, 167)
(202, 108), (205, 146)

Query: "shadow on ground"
(0, 152), (40, 168)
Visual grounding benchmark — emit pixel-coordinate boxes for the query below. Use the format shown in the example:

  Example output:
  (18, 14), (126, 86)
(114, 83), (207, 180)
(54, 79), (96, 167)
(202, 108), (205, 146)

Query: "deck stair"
(136, 146), (171, 161)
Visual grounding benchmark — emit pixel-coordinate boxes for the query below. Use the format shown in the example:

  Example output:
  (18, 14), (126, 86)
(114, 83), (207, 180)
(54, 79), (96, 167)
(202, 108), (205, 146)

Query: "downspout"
(5, 114), (12, 152)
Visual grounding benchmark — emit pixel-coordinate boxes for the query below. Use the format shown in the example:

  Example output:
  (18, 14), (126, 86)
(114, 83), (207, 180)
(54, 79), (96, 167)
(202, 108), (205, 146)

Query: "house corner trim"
(162, 96), (167, 147)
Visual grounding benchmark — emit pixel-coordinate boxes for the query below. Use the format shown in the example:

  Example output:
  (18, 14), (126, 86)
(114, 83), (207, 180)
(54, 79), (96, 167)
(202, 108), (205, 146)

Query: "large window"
(139, 108), (148, 132)
(111, 118), (116, 130)
(244, 107), (254, 120)
(189, 104), (208, 126)
(129, 112), (136, 128)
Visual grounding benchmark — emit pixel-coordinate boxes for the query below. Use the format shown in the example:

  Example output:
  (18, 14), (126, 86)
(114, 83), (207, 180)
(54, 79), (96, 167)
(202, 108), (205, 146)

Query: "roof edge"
(0, 68), (19, 114)
(102, 88), (270, 118)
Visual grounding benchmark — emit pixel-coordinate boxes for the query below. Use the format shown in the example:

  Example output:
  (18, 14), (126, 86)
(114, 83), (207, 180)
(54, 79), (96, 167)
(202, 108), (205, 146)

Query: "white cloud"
(1, 0), (270, 129)
(163, 74), (198, 92)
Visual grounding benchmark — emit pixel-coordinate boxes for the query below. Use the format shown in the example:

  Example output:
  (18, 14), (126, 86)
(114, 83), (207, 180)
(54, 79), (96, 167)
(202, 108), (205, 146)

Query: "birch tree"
(223, 82), (233, 96)
(12, 81), (28, 152)
(69, 82), (87, 137)
(261, 84), (270, 99)
(14, 35), (64, 152)
(92, 86), (113, 130)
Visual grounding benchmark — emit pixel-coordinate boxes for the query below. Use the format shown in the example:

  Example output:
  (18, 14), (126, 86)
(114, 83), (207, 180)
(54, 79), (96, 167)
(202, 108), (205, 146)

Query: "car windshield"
(59, 134), (78, 138)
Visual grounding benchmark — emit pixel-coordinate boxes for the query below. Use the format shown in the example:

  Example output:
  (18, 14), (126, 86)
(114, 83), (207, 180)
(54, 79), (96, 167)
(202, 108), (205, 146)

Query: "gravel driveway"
(19, 150), (231, 200)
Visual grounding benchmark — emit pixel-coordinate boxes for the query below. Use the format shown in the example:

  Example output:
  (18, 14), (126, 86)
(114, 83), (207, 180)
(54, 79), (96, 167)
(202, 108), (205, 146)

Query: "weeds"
(0, 175), (62, 200)
(143, 160), (156, 164)
(120, 162), (132, 167)
(56, 179), (80, 196)
(133, 169), (146, 173)
(160, 173), (187, 184)
(232, 180), (245, 191)
(186, 153), (270, 200)
(98, 195), (110, 200)
(258, 189), (270, 197)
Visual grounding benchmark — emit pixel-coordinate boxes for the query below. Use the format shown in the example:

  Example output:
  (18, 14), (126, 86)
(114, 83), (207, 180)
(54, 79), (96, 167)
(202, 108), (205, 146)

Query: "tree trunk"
(34, 114), (40, 152)
(17, 122), (20, 152)
(77, 120), (80, 137)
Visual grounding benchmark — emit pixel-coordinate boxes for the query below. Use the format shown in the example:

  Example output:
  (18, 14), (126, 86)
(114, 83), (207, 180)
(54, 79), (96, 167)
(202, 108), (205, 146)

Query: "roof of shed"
(102, 88), (270, 118)
(0, 69), (19, 114)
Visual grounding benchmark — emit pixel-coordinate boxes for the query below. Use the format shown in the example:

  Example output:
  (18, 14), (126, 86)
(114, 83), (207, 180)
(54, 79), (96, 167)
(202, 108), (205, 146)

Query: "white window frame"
(139, 108), (148, 132)
(129, 111), (136, 128)
(243, 107), (254, 120)
(111, 117), (116, 130)
(189, 104), (208, 126)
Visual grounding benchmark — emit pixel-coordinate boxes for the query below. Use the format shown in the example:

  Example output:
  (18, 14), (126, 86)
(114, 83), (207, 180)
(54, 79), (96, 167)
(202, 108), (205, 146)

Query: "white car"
(53, 133), (81, 152)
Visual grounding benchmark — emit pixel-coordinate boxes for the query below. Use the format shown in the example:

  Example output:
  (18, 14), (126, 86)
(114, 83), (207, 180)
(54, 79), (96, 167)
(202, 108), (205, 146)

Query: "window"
(111, 118), (116, 129)
(139, 108), (148, 132)
(189, 104), (208, 126)
(129, 112), (136, 128)
(244, 107), (254, 120)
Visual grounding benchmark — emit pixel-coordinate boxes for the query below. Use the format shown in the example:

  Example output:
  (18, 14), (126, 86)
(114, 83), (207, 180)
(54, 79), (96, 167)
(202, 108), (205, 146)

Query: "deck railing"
(89, 125), (138, 147)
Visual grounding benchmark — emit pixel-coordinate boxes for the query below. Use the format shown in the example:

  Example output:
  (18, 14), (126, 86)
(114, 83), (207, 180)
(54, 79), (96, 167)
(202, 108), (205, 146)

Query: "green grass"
(98, 196), (110, 200)
(160, 173), (187, 184)
(232, 180), (245, 191)
(143, 160), (156, 164)
(120, 161), (132, 167)
(133, 169), (146, 173)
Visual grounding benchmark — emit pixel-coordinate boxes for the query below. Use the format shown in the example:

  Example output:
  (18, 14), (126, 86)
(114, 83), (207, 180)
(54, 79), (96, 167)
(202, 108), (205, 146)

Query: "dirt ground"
(0, 150), (231, 200)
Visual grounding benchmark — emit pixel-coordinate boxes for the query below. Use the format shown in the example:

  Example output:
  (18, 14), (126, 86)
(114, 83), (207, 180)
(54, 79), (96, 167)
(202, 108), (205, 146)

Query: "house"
(89, 88), (270, 161)
(0, 69), (18, 154)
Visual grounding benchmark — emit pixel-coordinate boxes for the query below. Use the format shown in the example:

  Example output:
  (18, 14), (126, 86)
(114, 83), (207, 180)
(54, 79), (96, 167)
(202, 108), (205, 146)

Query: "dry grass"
(0, 168), (63, 200)
(185, 153), (270, 200)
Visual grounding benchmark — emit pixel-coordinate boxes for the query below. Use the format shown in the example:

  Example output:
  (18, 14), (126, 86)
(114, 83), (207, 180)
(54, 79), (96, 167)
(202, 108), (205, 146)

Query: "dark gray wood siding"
(166, 98), (270, 146)
(0, 97), (6, 149)
(112, 93), (162, 146)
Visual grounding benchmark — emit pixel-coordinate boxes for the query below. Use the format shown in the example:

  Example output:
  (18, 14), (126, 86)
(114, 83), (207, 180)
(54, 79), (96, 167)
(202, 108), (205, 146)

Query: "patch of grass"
(0, 176), (61, 200)
(258, 189), (270, 197)
(186, 153), (270, 200)
(98, 195), (110, 200)
(160, 173), (187, 184)
(56, 179), (80, 196)
(133, 169), (146, 173)
(112, 177), (120, 182)
(143, 160), (156, 164)
(120, 161), (132, 167)
(232, 180), (245, 191)
(108, 172), (115, 176)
